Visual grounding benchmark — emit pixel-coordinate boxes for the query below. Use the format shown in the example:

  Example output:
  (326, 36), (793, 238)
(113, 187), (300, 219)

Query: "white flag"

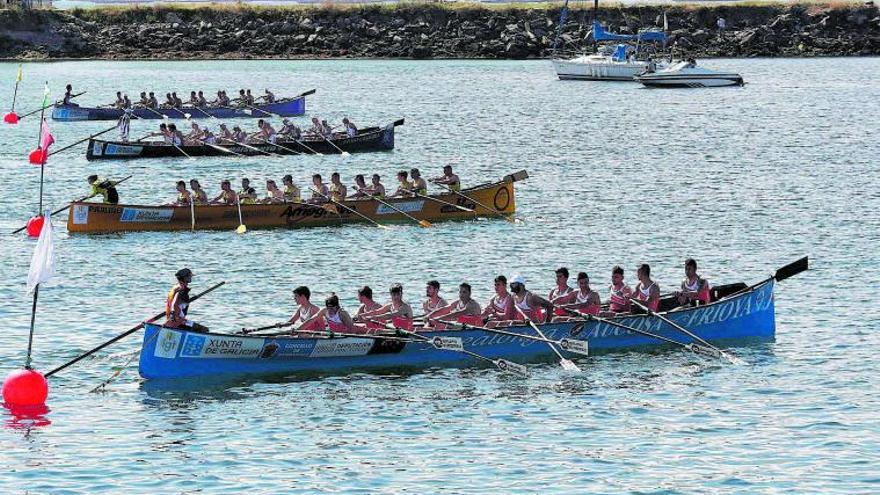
(27, 209), (55, 294)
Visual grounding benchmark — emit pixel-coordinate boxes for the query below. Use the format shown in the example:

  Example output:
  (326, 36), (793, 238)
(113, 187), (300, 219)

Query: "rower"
(677, 258), (711, 307)
(350, 175), (369, 199)
(202, 128), (217, 145)
(167, 123), (184, 146)
(245, 89), (255, 106)
(633, 263), (661, 312)
(147, 92), (159, 109)
(189, 179), (208, 204)
(138, 92), (149, 107)
(218, 90), (230, 106)
(308, 117), (322, 136)
(263, 89), (275, 104)
(551, 272), (601, 321)
(509, 275), (554, 324)
(164, 268), (209, 333)
(329, 172), (347, 201)
(283, 286), (322, 333)
(309, 174), (330, 203)
(355, 285), (382, 322)
(299, 294), (355, 334)
(235, 89), (246, 106)
(62, 84), (79, 107)
(321, 119), (333, 137)
(197, 91), (208, 107)
(422, 280), (447, 316)
(163, 93), (174, 108)
(364, 174), (386, 199)
(358, 283), (414, 330)
(282, 174), (302, 203)
(210, 180), (238, 205)
(548, 267), (574, 316)
(431, 165), (461, 192)
(238, 178), (251, 199)
(254, 119), (277, 144)
(185, 121), (203, 143)
(188, 91), (198, 106)
(342, 117), (358, 137)
(217, 123), (234, 143)
(604, 265), (633, 315)
(240, 187), (258, 205)
(171, 92), (183, 108)
(390, 170), (414, 198)
(148, 123), (170, 143)
(172, 180), (192, 206)
(278, 118), (294, 137)
(232, 125), (248, 143)
(480, 275), (517, 327)
(427, 283), (482, 328)
(86, 175), (120, 205)
(410, 168), (428, 196)
(122, 94), (132, 109)
(262, 179), (284, 204)
(114, 91), (124, 109)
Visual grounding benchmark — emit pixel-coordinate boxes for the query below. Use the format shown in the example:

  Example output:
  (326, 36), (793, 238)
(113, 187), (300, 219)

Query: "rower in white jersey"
(308, 174), (330, 203)
(508, 275), (554, 324)
(358, 283), (414, 329)
(253, 119), (277, 144)
(298, 294), (355, 333)
(548, 266), (574, 316)
(426, 283), (482, 328)
(422, 280), (447, 315)
(480, 275), (518, 327)
(551, 272), (601, 322)
(633, 263), (661, 312)
(281, 286), (322, 334)
(217, 123), (235, 143)
(677, 258), (711, 307)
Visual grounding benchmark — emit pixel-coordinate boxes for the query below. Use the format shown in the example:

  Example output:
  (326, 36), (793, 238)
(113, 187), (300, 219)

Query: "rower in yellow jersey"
(390, 170), (414, 197)
(189, 179), (208, 204)
(281, 174), (301, 203)
(329, 172), (347, 201)
(430, 165), (461, 192)
(86, 175), (120, 204)
(410, 168), (428, 196)
(210, 180), (237, 205)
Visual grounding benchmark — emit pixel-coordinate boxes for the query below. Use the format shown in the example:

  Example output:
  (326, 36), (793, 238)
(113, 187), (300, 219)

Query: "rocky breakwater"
(0, 3), (878, 60)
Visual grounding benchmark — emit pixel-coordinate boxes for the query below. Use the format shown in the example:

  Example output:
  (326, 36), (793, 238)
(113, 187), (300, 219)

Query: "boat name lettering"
(310, 339), (373, 358)
(279, 205), (334, 223)
(376, 201), (424, 215)
(120, 207), (174, 223)
(105, 144), (144, 156)
(179, 335), (263, 359)
(90, 205), (123, 214)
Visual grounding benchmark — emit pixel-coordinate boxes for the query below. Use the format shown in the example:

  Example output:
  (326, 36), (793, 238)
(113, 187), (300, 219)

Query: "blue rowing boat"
(51, 92), (310, 122)
(139, 278), (778, 380)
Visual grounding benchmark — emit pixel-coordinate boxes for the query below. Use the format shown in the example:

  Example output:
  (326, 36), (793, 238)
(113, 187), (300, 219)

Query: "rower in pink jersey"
(358, 283), (414, 331)
(552, 272), (601, 321)
(426, 283), (482, 329)
(481, 275), (518, 327)
(509, 275), (554, 324)
(633, 263), (661, 312)
(603, 265), (633, 315)
(548, 267), (574, 316)
(677, 258), (711, 307)
(299, 294), (355, 333)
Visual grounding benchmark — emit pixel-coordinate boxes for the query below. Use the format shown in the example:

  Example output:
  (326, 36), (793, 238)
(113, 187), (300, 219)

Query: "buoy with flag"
(2, 209), (55, 410)
(3, 64), (23, 124)
(29, 83), (55, 166)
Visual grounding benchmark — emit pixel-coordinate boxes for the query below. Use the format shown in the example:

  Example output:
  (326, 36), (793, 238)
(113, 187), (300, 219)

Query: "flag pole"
(11, 64), (22, 113)
(25, 285), (39, 369)
(36, 81), (48, 212)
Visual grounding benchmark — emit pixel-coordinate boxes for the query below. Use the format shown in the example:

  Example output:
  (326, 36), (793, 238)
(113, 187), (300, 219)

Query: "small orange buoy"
(26, 215), (45, 238)
(2, 368), (49, 407)
(3, 112), (19, 124)
(28, 148), (46, 165)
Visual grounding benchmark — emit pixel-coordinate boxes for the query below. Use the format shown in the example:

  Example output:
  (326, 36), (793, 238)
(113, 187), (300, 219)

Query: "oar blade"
(559, 358), (582, 372)
(419, 220), (432, 228)
(495, 359), (529, 377)
(236, 224), (247, 234)
(341, 151), (351, 157)
(558, 338), (589, 357)
(775, 256), (808, 282)
(430, 336), (464, 352)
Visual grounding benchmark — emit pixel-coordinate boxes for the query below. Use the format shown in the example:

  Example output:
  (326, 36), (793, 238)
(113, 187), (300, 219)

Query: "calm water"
(0, 58), (878, 494)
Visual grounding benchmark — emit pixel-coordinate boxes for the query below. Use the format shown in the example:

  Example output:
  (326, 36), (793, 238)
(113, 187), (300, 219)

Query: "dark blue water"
(0, 58), (878, 494)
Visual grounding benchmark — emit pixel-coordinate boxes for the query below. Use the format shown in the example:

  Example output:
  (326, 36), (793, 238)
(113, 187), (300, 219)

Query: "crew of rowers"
(168, 259), (712, 335)
(106, 87), (279, 110)
(166, 166), (461, 206)
(146, 117), (358, 147)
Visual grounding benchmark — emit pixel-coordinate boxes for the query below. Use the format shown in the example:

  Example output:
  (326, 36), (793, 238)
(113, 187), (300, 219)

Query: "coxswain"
(677, 258), (711, 307)
(164, 268), (209, 332)
(283, 286), (323, 333)
(261, 179), (284, 203)
(480, 275), (518, 327)
(171, 180), (192, 206)
(427, 283), (482, 328)
(147, 92), (159, 109)
(390, 170), (414, 198)
(329, 172), (347, 201)
(62, 84), (79, 107)
(309, 174), (330, 203)
(548, 267), (574, 316)
(355, 286), (382, 322)
(509, 275), (554, 324)
(282, 174), (302, 203)
(240, 187), (258, 205)
(358, 283), (414, 330)
(633, 263), (661, 312)
(349, 175), (370, 199)
(197, 91), (208, 107)
(363, 174), (386, 199)
(189, 179), (208, 204)
(551, 272), (601, 321)
(188, 91), (198, 106)
(217, 123), (234, 143)
(410, 168), (428, 196)
(113, 91), (124, 109)
(167, 123), (184, 146)
(422, 280), (447, 316)
(263, 89), (275, 103)
(138, 92), (149, 107)
(604, 265), (633, 315)
(210, 180), (238, 205)
(86, 175), (120, 205)
(299, 294), (355, 334)
(342, 117), (358, 137)
(431, 165), (461, 192)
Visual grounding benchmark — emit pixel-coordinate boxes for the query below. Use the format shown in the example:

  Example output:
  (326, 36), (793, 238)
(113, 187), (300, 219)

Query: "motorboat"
(635, 60), (745, 88)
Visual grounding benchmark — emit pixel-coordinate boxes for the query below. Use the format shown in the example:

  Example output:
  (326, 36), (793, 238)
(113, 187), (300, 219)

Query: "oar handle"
(47, 124), (118, 157)
(20, 91), (86, 119)
(45, 281), (225, 378)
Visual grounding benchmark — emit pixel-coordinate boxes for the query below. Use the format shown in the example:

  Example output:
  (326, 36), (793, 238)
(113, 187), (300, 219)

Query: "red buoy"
(3, 112), (19, 124)
(26, 215), (45, 238)
(2, 368), (49, 407)
(28, 148), (46, 165)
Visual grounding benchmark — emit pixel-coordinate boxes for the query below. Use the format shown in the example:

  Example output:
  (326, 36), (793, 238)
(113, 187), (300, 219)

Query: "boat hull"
(52, 97), (306, 122)
(85, 120), (401, 161)
(138, 279), (776, 380)
(553, 58), (654, 81)
(66, 172), (524, 234)
(636, 72), (745, 88)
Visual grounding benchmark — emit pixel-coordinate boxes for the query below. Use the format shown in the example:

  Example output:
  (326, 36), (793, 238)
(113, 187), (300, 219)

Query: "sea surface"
(0, 58), (878, 494)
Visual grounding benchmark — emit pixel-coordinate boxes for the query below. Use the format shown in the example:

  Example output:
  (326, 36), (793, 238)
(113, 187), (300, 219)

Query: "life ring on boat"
(493, 186), (511, 211)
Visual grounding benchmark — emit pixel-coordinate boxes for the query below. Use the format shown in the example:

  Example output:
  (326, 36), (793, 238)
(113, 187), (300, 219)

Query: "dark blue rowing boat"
(51, 90), (312, 122)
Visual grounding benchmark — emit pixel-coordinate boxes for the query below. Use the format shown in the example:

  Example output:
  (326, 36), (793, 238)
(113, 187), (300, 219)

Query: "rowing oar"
(203, 141), (246, 157)
(628, 298), (744, 365)
(727, 257), (809, 298)
(358, 187), (431, 228)
(44, 281), (226, 378)
(514, 305), (581, 371)
(310, 187), (388, 229)
(18, 91), (86, 120)
(437, 319), (590, 356)
(252, 136), (302, 155)
(292, 137), (323, 156)
(237, 88), (316, 118)
(411, 191), (474, 213)
(45, 124), (118, 157)
(235, 195), (247, 234)
(432, 181), (516, 223)
(10, 175), (134, 235)
(316, 132), (350, 156)
(240, 321), (294, 335)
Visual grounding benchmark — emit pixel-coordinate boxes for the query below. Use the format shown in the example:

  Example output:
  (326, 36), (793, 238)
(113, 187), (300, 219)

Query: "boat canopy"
(592, 20), (667, 43)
